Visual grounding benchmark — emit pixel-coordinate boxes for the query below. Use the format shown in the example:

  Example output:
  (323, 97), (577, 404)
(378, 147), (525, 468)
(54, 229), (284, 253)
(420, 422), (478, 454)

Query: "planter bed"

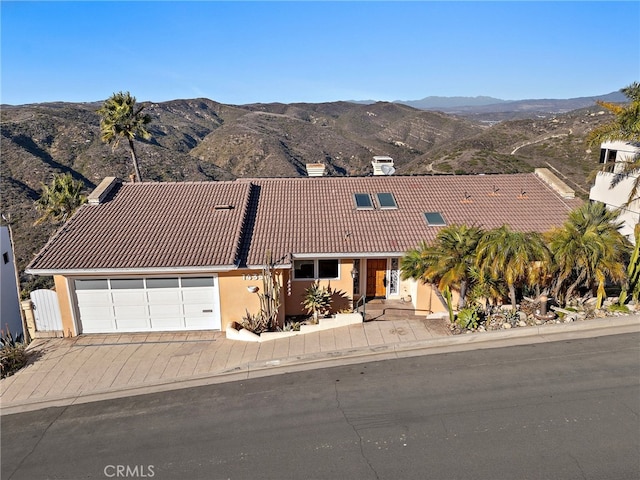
(226, 313), (362, 342)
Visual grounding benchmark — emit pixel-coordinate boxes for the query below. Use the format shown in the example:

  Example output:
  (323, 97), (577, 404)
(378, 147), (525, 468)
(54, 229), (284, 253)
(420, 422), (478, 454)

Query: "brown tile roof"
(27, 180), (252, 272)
(27, 173), (582, 273)
(241, 174), (582, 265)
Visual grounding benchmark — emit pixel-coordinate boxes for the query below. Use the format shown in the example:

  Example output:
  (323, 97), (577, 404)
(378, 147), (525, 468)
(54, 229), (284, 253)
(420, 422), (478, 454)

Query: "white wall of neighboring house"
(1, 226), (24, 339)
(589, 141), (640, 242)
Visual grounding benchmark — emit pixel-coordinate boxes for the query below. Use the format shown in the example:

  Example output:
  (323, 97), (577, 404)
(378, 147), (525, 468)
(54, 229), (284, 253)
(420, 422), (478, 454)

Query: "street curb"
(2, 315), (638, 415)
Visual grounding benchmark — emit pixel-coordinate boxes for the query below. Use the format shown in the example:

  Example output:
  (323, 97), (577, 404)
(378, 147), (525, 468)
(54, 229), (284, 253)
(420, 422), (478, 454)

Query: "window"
(146, 278), (179, 288)
(600, 149), (617, 164)
(294, 259), (339, 279)
(354, 193), (374, 209)
(294, 260), (315, 279)
(389, 258), (399, 295)
(376, 192), (397, 209)
(2, 252), (9, 264)
(424, 212), (446, 226)
(111, 279), (144, 289)
(318, 259), (339, 279)
(75, 279), (109, 290)
(182, 277), (214, 287)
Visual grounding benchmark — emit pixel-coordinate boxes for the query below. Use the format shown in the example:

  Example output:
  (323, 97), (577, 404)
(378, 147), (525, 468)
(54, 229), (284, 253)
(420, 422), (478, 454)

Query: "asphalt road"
(2, 333), (639, 480)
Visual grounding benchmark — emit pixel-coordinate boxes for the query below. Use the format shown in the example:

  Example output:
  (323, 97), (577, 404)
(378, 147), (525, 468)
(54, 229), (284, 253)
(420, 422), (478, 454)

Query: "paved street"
(2, 333), (639, 480)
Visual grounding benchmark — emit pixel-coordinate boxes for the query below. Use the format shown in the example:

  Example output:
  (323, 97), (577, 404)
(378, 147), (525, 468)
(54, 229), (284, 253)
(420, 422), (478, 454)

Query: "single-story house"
(26, 167), (582, 336)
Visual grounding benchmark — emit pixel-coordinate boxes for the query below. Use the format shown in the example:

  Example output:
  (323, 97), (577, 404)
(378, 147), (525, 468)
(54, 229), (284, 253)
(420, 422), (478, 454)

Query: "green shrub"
(608, 303), (630, 314)
(456, 305), (485, 330)
(0, 329), (28, 379)
(503, 309), (521, 326)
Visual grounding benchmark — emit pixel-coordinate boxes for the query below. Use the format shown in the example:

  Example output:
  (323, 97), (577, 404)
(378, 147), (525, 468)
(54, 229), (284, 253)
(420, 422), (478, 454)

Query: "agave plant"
(302, 282), (332, 322)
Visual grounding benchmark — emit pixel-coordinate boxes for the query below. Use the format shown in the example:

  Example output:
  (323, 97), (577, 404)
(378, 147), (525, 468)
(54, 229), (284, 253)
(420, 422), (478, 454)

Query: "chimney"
(534, 168), (575, 199)
(87, 177), (121, 205)
(372, 156), (395, 176)
(305, 163), (326, 177)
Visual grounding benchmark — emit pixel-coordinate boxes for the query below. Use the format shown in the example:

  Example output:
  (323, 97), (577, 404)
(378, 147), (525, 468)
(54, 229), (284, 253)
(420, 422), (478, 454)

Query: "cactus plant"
(259, 253), (282, 331)
(620, 223), (640, 306)
(241, 251), (282, 333)
(443, 286), (455, 323)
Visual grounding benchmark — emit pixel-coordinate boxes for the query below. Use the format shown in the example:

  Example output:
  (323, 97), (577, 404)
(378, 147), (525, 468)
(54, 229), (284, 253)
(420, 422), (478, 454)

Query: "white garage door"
(74, 277), (221, 334)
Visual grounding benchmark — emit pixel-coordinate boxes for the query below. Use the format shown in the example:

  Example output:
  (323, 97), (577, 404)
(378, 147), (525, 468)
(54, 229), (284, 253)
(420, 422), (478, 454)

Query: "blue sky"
(2, 1), (638, 105)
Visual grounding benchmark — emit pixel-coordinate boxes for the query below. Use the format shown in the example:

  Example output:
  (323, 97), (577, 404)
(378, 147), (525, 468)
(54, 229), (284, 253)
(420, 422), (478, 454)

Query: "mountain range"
(396, 91), (626, 112)
(1, 91), (623, 292)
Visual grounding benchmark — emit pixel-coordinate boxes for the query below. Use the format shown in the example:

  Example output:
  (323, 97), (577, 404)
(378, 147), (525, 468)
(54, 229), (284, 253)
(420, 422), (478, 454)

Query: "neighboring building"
(1, 226), (24, 339)
(589, 140), (640, 241)
(26, 169), (581, 337)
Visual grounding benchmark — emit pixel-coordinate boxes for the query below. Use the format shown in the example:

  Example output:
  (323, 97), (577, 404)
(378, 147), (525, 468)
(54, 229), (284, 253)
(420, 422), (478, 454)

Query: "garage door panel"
(184, 304), (219, 329)
(82, 319), (116, 333)
(113, 304), (148, 319)
(184, 309), (214, 329)
(114, 306), (149, 330)
(147, 290), (182, 305)
(111, 291), (146, 306)
(77, 306), (114, 324)
(76, 291), (112, 307)
(149, 304), (182, 318)
(181, 288), (213, 303)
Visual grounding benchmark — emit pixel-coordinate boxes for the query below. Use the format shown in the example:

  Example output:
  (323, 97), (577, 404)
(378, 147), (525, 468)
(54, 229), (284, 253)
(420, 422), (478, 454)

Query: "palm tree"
(588, 83), (640, 206)
(34, 173), (86, 225)
(475, 226), (551, 311)
(97, 91), (152, 182)
(547, 201), (629, 308)
(401, 225), (484, 309)
(588, 82), (640, 147)
(467, 265), (508, 308)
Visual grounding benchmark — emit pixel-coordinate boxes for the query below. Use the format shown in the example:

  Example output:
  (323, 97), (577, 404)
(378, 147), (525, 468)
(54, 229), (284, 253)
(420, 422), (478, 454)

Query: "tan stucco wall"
(54, 275), (77, 337)
(414, 282), (450, 315)
(217, 269), (285, 330)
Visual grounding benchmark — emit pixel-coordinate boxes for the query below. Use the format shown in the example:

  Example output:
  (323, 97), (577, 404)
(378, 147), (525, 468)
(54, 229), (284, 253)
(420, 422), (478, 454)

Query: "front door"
(366, 259), (388, 298)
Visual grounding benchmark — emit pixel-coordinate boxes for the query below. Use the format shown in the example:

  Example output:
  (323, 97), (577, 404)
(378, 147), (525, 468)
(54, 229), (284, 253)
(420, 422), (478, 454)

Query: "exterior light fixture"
(247, 285), (259, 294)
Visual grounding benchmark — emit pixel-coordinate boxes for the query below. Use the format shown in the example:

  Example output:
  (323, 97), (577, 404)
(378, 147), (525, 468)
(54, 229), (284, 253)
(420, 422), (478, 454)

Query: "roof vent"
(305, 163), (326, 177)
(372, 156), (394, 176)
(213, 204), (235, 211)
(87, 177), (120, 205)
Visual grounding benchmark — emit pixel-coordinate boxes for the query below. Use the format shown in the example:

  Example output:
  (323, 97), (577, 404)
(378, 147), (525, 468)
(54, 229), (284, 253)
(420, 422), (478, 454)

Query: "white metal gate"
(30, 289), (63, 332)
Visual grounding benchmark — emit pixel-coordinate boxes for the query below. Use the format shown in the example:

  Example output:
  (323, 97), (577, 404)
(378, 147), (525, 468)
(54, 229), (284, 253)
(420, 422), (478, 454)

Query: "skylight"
(354, 193), (374, 209)
(376, 192), (397, 209)
(424, 212), (446, 226)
